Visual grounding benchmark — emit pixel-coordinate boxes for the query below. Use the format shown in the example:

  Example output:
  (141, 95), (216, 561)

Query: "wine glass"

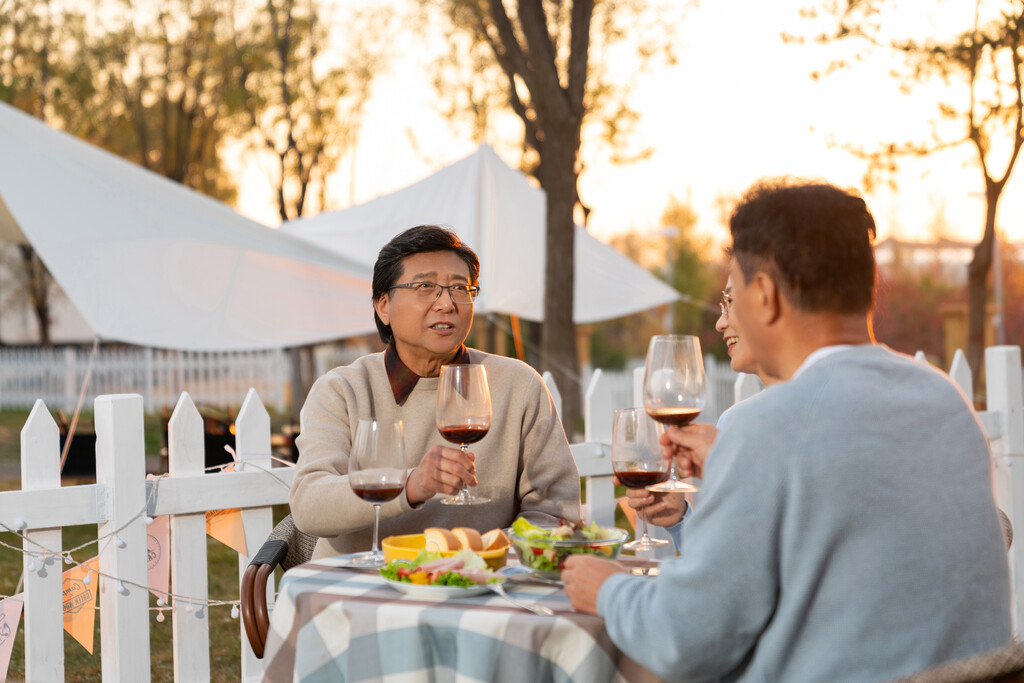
(643, 334), (706, 493)
(344, 418), (407, 568)
(436, 364), (492, 505)
(611, 407), (670, 551)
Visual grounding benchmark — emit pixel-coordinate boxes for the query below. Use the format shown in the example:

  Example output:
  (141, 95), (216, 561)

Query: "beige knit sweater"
(290, 348), (582, 559)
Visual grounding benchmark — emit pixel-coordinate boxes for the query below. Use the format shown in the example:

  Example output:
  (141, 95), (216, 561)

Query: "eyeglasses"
(719, 291), (734, 317)
(389, 281), (481, 304)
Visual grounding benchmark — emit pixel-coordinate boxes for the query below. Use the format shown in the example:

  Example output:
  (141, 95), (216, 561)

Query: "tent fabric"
(282, 145), (680, 324)
(0, 101), (376, 351)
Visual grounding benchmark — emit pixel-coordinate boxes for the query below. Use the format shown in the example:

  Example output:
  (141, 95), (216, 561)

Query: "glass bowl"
(507, 526), (629, 580)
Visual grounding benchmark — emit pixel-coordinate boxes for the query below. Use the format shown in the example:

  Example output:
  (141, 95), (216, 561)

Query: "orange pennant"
(205, 464), (247, 555)
(147, 515), (170, 601)
(617, 497), (637, 532)
(0, 593), (23, 683)
(62, 557), (99, 654)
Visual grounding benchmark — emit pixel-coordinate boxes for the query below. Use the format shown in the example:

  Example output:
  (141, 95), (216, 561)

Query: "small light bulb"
(115, 536), (126, 549)
(185, 602), (193, 613)
(83, 573), (92, 585)
(145, 516), (154, 525)
(117, 582), (129, 595)
(156, 611), (165, 623)
(27, 560), (36, 572)
(230, 605), (240, 619)
(14, 518), (27, 530)
(64, 553), (73, 565)
(156, 597), (166, 607)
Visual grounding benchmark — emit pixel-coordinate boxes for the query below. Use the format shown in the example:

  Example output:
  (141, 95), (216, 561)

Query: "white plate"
(381, 577), (502, 598)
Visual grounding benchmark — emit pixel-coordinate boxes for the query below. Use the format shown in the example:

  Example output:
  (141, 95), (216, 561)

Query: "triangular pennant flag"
(617, 497), (637, 532)
(147, 515), (170, 601)
(205, 465), (247, 555)
(206, 508), (247, 556)
(0, 593), (24, 683)
(62, 557), (99, 654)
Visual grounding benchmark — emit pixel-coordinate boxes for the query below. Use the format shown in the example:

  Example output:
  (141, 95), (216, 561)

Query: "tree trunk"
(19, 245), (52, 346)
(537, 134), (580, 437)
(965, 189), (998, 396)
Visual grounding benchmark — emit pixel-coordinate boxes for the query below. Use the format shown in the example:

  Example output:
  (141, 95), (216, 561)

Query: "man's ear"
(373, 293), (390, 326)
(751, 272), (782, 325)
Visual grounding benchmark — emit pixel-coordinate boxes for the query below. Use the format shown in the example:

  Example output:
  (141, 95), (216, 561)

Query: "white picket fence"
(3, 389), (293, 682)
(0, 346), (1021, 681)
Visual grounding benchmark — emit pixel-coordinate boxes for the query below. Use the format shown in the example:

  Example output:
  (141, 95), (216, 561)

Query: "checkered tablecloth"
(262, 556), (665, 683)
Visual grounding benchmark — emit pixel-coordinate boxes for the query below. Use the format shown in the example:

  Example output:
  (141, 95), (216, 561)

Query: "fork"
(486, 581), (554, 616)
(489, 566), (555, 616)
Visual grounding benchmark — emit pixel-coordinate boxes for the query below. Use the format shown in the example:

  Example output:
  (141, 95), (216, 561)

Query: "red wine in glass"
(643, 335), (706, 493)
(439, 425), (489, 445)
(351, 483), (405, 504)
(340, 418), (407, 568)
(613, 469), (670, 489)
(436, 364), (492, 505)
(611, 408), (670, 551)
(645, 407), (701, 428)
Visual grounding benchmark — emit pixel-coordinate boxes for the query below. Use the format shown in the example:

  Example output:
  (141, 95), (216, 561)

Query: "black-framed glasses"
(389, 281), (480, 304)
(719, 291), (734, 317)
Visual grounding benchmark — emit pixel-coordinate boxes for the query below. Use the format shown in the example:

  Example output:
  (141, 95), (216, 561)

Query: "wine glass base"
(330, 551), (386, 568)
(624, 536), (669, 551)
(646, 479), (699, 493)
(440, 494), (491, 505)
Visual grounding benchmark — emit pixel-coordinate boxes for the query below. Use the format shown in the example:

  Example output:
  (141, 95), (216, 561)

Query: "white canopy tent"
(0, 101), (376, 350)
(282, 145), (679, 324)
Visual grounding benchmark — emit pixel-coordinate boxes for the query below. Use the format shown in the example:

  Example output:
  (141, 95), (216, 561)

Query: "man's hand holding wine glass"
(659, 422), (718, 481)
(404, 444), (478, 504)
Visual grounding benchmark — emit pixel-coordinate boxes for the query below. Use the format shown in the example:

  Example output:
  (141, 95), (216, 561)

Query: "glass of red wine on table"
(436, 363), (492, 505)
(344, 418), (408, 568)
(642, 334), (707, 494)
(612, 407), (670, 551)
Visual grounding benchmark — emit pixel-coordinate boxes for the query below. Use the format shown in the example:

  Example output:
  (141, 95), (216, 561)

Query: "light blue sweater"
(598, 345), (1011, 681)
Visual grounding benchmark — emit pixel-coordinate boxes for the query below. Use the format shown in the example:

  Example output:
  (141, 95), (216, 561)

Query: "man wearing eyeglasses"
(290, 224), (581, 560)
(563, 180), (1011, 681)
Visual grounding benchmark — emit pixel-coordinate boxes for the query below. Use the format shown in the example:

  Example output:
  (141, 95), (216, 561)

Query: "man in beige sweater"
(290, 225), (581, 559)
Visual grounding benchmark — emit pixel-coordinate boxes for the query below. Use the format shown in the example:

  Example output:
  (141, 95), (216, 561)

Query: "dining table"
(261, 554), (667, 683)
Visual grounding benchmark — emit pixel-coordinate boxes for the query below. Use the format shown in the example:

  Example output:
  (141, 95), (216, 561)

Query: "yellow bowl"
(382, 533), (509, 571)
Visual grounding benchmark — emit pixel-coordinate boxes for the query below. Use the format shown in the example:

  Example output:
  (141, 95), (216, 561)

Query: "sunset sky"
(235, 0), (1024, 252)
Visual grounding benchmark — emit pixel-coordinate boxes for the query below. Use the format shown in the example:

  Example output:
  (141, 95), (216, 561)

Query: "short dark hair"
(372, 225), (481, 344)
(727, 178), (877, 314)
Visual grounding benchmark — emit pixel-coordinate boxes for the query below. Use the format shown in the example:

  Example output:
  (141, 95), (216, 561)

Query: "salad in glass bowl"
(507, 518), (628, 580)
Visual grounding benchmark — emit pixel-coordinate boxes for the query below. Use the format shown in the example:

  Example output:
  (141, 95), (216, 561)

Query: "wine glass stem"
(640, 509), (650, 541)
(371, 503), (381, 553)
(459, 444), (470, 498)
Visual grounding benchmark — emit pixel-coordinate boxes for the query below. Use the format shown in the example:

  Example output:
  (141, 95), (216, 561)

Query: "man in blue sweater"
(562, 179), (1012, 682)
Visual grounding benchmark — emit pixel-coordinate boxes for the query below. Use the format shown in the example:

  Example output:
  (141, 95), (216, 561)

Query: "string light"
(1, 461), (291, 615)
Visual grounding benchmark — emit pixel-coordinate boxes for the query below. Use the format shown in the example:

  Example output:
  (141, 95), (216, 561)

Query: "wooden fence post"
(167, 392), (211, 682)
(20, 399), (64, 682)
(94, 394), (150, 683)
(235, 388), (274, 682)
